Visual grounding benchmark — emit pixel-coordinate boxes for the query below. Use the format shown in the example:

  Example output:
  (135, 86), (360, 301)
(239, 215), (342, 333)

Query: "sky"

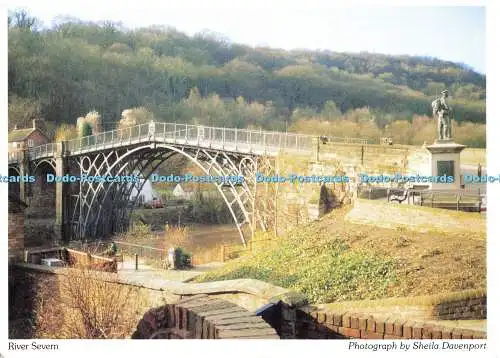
(6, 3), (486, 73)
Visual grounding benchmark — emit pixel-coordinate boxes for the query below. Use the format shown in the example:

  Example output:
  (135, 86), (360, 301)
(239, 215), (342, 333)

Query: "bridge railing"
(65, 122), (315, 155)
(28, 122), (369, 158)
(28, 143), (57, 159)
(8, 151), (22, 164)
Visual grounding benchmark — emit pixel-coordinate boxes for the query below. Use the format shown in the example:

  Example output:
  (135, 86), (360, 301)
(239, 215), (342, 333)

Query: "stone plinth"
(425, 140), (466, 190)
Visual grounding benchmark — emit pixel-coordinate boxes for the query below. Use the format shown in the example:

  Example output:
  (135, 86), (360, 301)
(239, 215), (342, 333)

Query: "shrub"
(35, 266), (148, 338)
(164, 224), (189, 247)
(174, 247), (192, 269)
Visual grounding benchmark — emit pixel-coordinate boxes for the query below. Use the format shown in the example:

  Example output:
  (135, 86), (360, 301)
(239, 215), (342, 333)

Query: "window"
(27, 139), (34, 147)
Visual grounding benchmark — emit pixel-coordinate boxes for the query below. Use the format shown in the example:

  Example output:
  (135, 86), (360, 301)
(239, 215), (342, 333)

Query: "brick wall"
(8, 264), (179, 339)
(8, 266), (60, 338)
(26, 130), (49, 147)
(277, 304), (486, 339)
(132, 295), (279, 339)
(8, 211), (24, 263)
(434, 296), (486, 320)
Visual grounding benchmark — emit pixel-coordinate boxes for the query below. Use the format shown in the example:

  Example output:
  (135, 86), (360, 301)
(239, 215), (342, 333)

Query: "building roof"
(8, 128), (47, 142)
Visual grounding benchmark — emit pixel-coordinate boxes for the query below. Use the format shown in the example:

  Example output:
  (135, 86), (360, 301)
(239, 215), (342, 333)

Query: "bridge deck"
(9, 122), (316, 163)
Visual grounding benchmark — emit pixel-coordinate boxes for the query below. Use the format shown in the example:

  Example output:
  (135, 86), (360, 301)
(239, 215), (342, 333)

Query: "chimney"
(32, 119), (37, 130)
(13, 124), (18, 130)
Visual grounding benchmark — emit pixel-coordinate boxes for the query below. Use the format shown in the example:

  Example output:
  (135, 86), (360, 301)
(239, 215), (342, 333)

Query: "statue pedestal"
(425, 140), (466, 190)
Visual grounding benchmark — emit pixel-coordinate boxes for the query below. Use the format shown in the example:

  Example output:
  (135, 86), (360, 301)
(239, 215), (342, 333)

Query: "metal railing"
(65, 122), (315, 156)
(385, 187), (484, 212)
(12, 122), (371, 161)
(8, 151), (22, 164)
(28, 143), (57, 159)
(324, 136), (370, 145)
(114, 240), (168, 262)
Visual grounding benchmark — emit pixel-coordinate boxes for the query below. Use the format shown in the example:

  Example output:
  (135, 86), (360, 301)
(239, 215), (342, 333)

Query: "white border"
(1, 1), (497, 358)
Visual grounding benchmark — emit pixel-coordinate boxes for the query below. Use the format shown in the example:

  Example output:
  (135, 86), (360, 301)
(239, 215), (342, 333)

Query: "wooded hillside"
(8, 10), (486, 147)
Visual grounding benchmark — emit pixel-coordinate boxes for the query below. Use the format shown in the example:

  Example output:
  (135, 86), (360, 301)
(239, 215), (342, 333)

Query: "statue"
(431, 89), (452, 141)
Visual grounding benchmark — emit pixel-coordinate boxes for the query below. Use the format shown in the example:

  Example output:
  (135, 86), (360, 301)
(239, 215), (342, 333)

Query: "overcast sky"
(7, 2), (486, 73)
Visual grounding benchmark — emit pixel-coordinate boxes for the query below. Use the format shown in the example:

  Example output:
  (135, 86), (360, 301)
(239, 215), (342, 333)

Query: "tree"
(8, 9), (40, 31)
(321, 100), (341, 120)
(55, 123), (78, 141)
(117, 107), (155, 129)
(77, 119), (93, 137)
(8, 95), (41, 130)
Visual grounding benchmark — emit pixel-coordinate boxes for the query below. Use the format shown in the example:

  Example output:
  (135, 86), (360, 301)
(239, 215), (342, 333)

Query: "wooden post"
(275, 157), (279, 238)
(135, 254), (139, 271)
(220, 245), (225, 263)
(316, 136), (320, 161)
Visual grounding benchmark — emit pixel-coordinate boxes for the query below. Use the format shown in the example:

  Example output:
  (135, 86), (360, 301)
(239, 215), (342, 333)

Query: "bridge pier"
(18, 150), (28, 203)
(54, 142), (70, 244)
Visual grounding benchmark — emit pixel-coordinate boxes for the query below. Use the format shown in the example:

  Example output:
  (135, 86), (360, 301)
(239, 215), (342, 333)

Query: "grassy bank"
(195, 206), (486, 304)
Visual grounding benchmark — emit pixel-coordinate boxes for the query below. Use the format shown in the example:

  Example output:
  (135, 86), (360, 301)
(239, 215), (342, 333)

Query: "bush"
(174, 247), (192, 269)
(188, 194), (232, 224)
(35, 266), (148, 338)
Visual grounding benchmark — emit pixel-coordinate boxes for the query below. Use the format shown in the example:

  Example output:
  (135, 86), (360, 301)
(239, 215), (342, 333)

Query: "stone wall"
(25, 172), (56, 219)
(24, 219), (56, 247)
(8, 264), (487, 340)
(22, 163), (57, 247)
(346, 199), (486, 234)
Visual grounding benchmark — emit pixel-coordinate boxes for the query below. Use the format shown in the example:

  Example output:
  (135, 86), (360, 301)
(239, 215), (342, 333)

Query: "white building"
(130, 179), (158, 204)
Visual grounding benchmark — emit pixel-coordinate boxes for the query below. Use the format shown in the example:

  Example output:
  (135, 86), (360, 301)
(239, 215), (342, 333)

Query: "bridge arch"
(132, 295), (279, 339)
(72, 143), (263, 245)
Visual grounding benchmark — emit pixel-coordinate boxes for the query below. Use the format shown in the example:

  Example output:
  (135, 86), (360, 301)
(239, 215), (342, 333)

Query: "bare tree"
(8, 9), (40, 31)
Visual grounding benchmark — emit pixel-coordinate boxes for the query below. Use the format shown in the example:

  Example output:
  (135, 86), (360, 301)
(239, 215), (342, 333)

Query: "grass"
(194, 205), (486, 304)
(461, 147), (486, 166)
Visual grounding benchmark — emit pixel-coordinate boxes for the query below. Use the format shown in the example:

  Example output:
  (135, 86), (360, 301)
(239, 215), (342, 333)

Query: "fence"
(67, 241), (109, 255)
(114, 241), (168, 262)
(384, 188), (484, 212)
(112, 241), (221, 266)
(67, 237), (280, 267)
(324, 136), (370, 145)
